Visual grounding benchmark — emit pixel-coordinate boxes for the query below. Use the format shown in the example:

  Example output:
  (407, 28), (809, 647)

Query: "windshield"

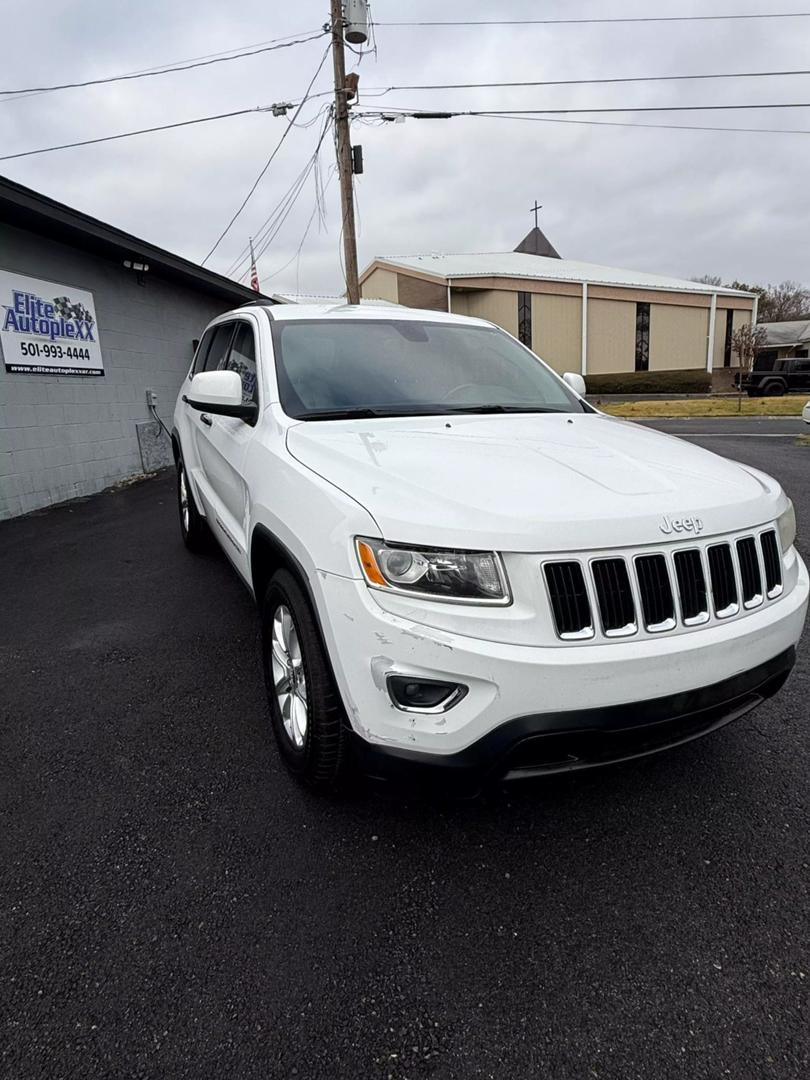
(270, 318), (587, 420)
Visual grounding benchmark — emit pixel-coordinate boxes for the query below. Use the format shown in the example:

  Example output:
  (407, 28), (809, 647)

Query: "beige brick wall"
(587, 299), (636, 374)
(531, 293), (582, 374)
(451, 289), (518, 336)
(649, 303), (709, 371)
(360, 267), (398, 303)
(396, 273), (448, 311)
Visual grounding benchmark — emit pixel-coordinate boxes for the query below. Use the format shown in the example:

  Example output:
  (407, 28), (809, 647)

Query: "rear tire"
(261, 569), (351, 791)
(177, 459), (208, 552)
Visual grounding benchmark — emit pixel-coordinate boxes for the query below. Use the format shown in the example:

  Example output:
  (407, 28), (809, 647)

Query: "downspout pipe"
(707, 293), (718, 374)
(581, 282), (589, 377)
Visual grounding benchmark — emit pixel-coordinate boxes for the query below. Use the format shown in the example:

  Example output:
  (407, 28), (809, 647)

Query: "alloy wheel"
(179, 467), (189, 533)
(270, 605), (308, 748)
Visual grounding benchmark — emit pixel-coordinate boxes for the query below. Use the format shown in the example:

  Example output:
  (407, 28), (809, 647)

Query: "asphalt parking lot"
(2, 420), (809, 1080)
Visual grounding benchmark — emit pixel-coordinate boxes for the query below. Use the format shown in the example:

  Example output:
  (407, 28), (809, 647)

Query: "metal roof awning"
(0, 174), (268, 305)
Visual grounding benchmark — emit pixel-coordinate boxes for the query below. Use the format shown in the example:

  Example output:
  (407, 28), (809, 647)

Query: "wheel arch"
(761, 377), (788, 396)
(250, 523), (351, 726)
(250, 523), (319, 615)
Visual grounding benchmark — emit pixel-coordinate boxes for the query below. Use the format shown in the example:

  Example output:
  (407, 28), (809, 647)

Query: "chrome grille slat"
(544, 562), (593, 639)
(635, 554), (676, 632)
(736, 537), (763, 608)
(673, 549), (709, 625)
(543, 524), (785, 644)
(592, 558), (636, 636)
(761, 530), (783, 597)
(708, 544), (739, 617)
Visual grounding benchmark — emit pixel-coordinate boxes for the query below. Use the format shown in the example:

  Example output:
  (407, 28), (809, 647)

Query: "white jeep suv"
(173, 302), (807, 793)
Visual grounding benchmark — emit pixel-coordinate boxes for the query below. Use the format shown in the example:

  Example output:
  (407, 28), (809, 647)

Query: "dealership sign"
(0, 269), (103, 376)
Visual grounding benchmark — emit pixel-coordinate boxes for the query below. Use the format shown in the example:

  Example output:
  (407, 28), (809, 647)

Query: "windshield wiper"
(298, 406), (443, 421)
(442, 404), (567, 415)
(298, 407), (389, 421)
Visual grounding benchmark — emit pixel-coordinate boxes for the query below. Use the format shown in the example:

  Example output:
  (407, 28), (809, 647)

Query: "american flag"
(249, 238), (260, 293)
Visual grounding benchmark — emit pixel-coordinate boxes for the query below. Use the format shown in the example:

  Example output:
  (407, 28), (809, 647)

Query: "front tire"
(261, 569), (350, 790)
(177, 459), (208, 552)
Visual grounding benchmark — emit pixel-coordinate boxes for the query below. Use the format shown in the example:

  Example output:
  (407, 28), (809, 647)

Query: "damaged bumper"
(314, 559), (808, 783)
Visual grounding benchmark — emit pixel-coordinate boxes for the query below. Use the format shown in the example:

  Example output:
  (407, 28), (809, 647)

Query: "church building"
(360, 224), (756, 389)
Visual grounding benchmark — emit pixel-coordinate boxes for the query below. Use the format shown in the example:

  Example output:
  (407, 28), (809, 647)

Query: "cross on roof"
(530, 201), (542, 229)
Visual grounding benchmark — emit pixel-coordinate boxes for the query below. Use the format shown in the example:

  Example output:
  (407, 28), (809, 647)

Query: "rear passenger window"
(201, 323), (235, 373)
(192, 326), (217, 374)
(224, 323), (259, 405)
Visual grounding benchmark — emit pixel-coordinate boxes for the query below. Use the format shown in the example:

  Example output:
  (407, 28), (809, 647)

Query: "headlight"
(356, 537), (510, 604)
(778, 500), (796, 551)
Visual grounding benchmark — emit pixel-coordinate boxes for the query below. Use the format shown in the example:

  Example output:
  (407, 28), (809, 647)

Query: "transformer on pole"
(343, 0), (369, 44)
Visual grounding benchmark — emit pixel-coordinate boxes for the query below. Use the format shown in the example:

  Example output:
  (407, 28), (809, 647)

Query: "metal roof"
(365, 252), (756, 298)
(760, 319), (810, 347)
(271, 292), (400, 307)
(0, 174), (267, 305)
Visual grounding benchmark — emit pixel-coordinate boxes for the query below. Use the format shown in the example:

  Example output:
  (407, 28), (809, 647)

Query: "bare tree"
(732, 323), (768, 411)
(760, 280), (810, 322)
(692, 278), (810, 323)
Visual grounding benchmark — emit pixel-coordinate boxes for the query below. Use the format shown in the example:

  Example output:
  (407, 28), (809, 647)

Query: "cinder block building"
(361, 228), (757, 388)
(0, 176), (262, 520)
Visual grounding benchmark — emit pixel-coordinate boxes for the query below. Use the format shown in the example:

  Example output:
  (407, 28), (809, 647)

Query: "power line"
(377, 12), (810, 27)
(0, 30), (327, 97)
(0, 107), (267, 162)
(359, 101), (810, 118)
(7, 93), (804, 165)
(241, 112), (333, 278)
(226, 108), (331, 277)
(359, 68), (810, 95)
(201, 44), (331, 266)
(462, 112), (810, 136)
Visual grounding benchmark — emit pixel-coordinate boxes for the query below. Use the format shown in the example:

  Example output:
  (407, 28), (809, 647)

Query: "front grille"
(736, 537), (763, 608)
(761, 530), (783, 597)
(708, 544), (739, 617)
(544, 562), (593, 639)
(592, 558), (636, 636)
(673, 549), (709, 624)
(543, 525), (785, 643)
(635, 554), (676, 631)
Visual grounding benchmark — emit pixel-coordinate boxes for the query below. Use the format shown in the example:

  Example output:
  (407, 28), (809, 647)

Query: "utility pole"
(330, 0), (361, 304)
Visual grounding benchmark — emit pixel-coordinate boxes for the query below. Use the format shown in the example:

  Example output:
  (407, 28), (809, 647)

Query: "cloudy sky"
(2, 0), (809, 294)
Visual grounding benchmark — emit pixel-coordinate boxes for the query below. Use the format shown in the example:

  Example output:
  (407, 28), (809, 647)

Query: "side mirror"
(562, 371), (587, 397)
(183, 370), (257, 422)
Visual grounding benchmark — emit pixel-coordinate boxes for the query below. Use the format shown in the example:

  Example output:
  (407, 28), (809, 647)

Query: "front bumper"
(314, 554), (808, 772)
(350, 647), (795, 790)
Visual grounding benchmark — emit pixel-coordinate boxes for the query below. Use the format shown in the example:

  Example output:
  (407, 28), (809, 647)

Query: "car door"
(191, 318), (260, 579)
(790, 357), (810, 391)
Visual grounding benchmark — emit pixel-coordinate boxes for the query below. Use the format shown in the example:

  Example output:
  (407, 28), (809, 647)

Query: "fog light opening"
(387, 675), (468, 713)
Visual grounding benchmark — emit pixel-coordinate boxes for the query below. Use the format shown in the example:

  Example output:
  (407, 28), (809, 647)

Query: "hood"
(286, 413), (785, 551)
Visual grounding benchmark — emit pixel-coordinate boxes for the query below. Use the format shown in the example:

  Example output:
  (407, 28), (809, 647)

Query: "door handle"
(200, 413), (213, 427)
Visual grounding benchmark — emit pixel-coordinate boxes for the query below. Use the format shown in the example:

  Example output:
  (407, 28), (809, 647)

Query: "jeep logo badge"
(660, 515), (704, 536)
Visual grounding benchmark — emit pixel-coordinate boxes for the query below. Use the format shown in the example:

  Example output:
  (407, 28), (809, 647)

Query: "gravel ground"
(1, 427), (808, 1080)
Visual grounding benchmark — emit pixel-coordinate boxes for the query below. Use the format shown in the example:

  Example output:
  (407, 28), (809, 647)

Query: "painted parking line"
(675, 432), (801, 438)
